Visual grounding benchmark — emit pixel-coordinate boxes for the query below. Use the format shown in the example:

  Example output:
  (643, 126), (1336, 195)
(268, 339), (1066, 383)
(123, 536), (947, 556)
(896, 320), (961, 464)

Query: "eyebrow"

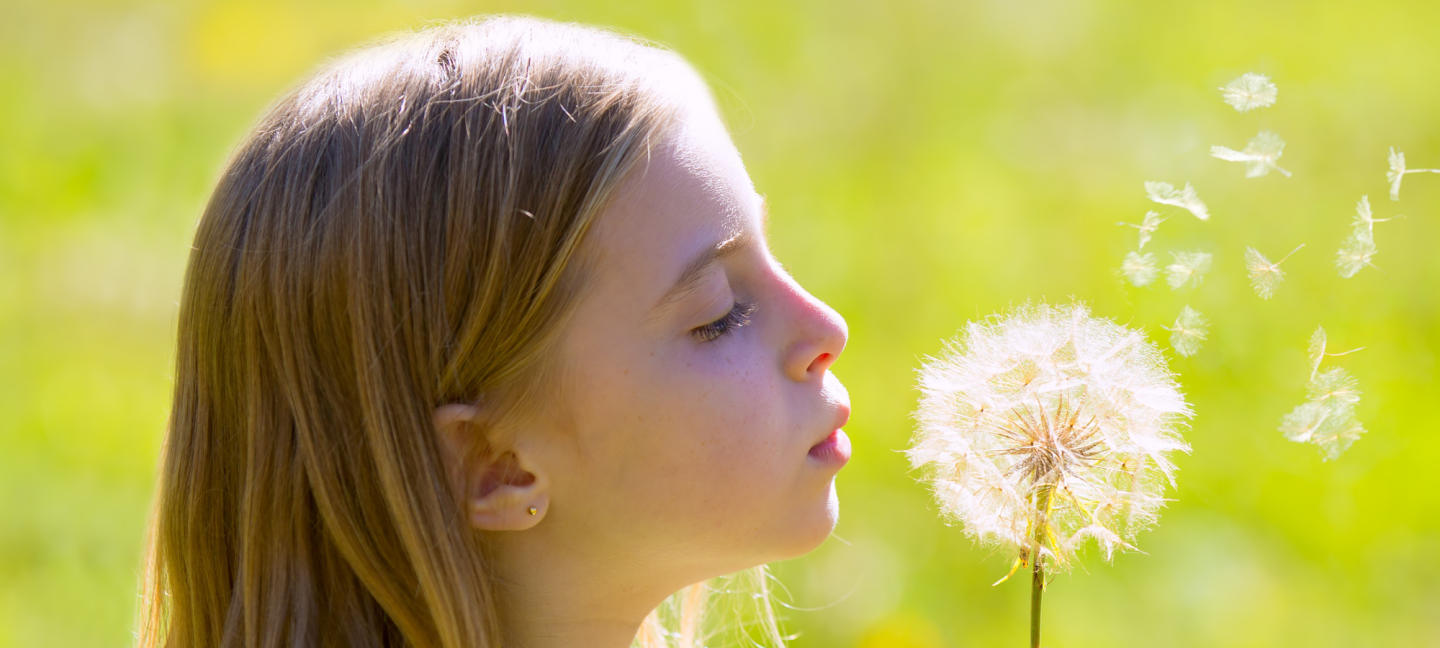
(653, 199), (767, 314)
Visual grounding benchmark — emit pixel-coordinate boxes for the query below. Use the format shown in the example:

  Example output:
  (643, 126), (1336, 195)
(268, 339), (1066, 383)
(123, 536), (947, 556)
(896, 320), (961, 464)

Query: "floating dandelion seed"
(1211, 131), (1292, 178)
(1145, 181), (1210, 221)
(1307, 327), (1365, 381)
(1118, 211), (1167, 250)
(1279, 401), (1365, 461)
(1282, 326), (1367, 460)
(1335, 230), (1377, 279)
(909, 301), (1191, 648)
(1386, 147), (1440, 201)
(1244, 244), (1304, 299)
(1349, 195), (1400, 235)
(1387, 148), (1404, 201)
(1165, 250), (1213, 290)
(1163, 306), (1209, 357)
(1120, 251), (1159, 287)
(1308, 367), (1362, 407)
(1220, 72), (1278, 112)
(1307, 326), (1328, 380)
(1335, 198), (1393, 278)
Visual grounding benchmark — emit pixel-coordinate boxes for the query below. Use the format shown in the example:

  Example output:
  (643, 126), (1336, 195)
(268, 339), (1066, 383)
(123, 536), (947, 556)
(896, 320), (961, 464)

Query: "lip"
(807, 428), (851, 465)
(807, 405), (852, 465)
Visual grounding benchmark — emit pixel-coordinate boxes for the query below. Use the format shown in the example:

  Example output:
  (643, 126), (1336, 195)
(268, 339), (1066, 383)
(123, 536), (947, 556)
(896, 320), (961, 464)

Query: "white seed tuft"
(1120, 251), (1159, 287)
(1163, 306), (1209, 357)
(1165, 250), (1213, 291)
(1145, 181), (1210, 221)
(1282, 327), (1367, 460)
(1211, 131), (1292, 178)
(1245, 244), (1303, 299)
(1220, 73), (1278, 112)
(1386, 147), (1440, 201)
(1117, 211), (1167, 250)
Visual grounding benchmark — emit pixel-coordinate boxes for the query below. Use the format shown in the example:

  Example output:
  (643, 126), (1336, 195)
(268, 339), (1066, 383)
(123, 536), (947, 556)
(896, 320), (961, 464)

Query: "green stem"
(1029, 484), (1052, 648)
(1030, 557), (1044, 648)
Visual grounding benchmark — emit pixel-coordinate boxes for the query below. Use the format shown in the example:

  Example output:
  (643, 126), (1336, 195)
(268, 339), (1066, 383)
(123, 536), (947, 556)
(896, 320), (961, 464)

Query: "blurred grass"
(2, 0), (1439, 646)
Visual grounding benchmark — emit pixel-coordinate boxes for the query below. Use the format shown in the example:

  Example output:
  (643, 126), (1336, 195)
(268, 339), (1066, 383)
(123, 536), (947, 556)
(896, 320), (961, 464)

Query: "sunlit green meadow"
(2, 1), (1438, 646)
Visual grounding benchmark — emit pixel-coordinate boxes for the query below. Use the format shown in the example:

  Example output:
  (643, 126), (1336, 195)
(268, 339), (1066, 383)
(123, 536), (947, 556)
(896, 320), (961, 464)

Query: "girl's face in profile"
(506, 96), (851, 589)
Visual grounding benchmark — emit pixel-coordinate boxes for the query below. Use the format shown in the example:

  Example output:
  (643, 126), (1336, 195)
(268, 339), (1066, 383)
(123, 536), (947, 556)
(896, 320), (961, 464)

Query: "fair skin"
(434, 95), (850, 648)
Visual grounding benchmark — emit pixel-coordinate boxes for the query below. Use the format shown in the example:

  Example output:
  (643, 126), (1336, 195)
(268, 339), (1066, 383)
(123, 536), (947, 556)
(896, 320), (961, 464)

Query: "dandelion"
(1281, 326), (1367, 460)
(1165, 250), (1212, 290)
(1120, 251), (1159, 287)
(1211, 131), (1292, 178)
(1163, 306), (1209, 357)
(909, 301), (1192, 648)
(1145, 181), (1210, 221)
(1220, 72), (1278, 112)
(1244, 244), (1304, 299)
(1117, 211), (1167, 250)
(1386, 147), (1440, 201)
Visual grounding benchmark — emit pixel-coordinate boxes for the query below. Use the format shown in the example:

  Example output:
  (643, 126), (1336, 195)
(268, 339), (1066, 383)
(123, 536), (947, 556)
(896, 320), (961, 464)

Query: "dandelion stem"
(1028, 485), (1053, 648)
(1030, 558), (1044, 648)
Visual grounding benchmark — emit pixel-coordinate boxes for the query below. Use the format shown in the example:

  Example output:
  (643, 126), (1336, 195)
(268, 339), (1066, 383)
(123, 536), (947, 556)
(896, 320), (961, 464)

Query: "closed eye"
(690, 302), (756, 343)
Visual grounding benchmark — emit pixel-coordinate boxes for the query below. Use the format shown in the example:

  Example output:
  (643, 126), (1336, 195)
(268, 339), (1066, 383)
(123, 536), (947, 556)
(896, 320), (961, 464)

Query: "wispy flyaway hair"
(138, 16), (773, 648)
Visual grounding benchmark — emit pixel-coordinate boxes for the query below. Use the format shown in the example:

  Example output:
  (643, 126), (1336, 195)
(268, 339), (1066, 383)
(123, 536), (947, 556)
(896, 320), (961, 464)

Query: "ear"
(433, 403), (550, 531)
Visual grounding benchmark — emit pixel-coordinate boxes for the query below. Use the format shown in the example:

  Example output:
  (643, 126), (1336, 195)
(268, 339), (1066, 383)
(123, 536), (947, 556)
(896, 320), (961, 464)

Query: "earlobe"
(432, 402), (550, 532)
(467, 465), (549, 531)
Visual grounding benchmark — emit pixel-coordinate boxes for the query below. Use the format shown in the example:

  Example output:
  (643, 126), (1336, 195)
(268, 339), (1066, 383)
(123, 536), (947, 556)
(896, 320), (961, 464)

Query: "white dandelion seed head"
(1221, 73), (1278, 112)
(1165, 250), (1213, 291)
(1145, 181), (1210, 221)
(1164, 306), (1209, 358)
(1120, 251), (1159, 287)
(908, 301), (1193, 572)
(1211, 131), (1291, 178)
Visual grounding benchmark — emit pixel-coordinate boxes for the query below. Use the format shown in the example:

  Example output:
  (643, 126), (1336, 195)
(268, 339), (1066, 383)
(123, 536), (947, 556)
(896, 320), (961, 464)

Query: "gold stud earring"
(527, 506), (538, 516)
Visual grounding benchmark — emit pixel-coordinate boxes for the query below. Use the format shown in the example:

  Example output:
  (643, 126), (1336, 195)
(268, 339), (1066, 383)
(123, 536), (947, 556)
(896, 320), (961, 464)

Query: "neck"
(486, 530), (683, 648)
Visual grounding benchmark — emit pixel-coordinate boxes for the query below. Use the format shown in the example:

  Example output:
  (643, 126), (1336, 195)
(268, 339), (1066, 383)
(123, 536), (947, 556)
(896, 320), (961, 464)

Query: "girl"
(140, 16), (850, 648)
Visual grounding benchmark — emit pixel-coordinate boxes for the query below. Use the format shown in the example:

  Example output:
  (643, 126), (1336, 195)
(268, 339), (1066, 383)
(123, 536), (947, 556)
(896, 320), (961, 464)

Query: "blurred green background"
(3, 0), (1438, 646)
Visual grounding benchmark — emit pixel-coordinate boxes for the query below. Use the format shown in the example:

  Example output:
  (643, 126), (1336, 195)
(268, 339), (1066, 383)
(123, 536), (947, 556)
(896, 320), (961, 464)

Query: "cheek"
(642, 347), (786, 499)
(581, 341), (793, 530)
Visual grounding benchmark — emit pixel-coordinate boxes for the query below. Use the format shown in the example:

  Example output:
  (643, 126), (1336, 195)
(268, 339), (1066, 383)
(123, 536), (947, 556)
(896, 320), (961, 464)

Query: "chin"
(766, 480), (841, 562)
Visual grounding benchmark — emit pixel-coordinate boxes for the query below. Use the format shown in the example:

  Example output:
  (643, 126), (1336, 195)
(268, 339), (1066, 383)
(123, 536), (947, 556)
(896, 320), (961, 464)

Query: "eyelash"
(691, 302), (756, 343)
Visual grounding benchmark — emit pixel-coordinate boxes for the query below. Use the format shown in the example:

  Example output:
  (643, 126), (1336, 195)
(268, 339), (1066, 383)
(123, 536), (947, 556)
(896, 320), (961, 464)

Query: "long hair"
(139, 17), (787, 648)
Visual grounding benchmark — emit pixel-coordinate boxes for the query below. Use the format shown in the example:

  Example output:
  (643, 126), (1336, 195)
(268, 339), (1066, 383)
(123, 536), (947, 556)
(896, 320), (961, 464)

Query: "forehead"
(585, 105), (760, 301)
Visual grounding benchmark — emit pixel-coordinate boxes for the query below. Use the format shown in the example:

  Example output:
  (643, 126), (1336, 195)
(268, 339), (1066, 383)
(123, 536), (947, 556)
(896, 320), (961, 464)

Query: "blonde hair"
(140, 16), (788, 648)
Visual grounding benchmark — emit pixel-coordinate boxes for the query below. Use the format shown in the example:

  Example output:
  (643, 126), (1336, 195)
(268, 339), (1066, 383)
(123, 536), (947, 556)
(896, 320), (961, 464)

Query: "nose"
(780, 281), (848, 383)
